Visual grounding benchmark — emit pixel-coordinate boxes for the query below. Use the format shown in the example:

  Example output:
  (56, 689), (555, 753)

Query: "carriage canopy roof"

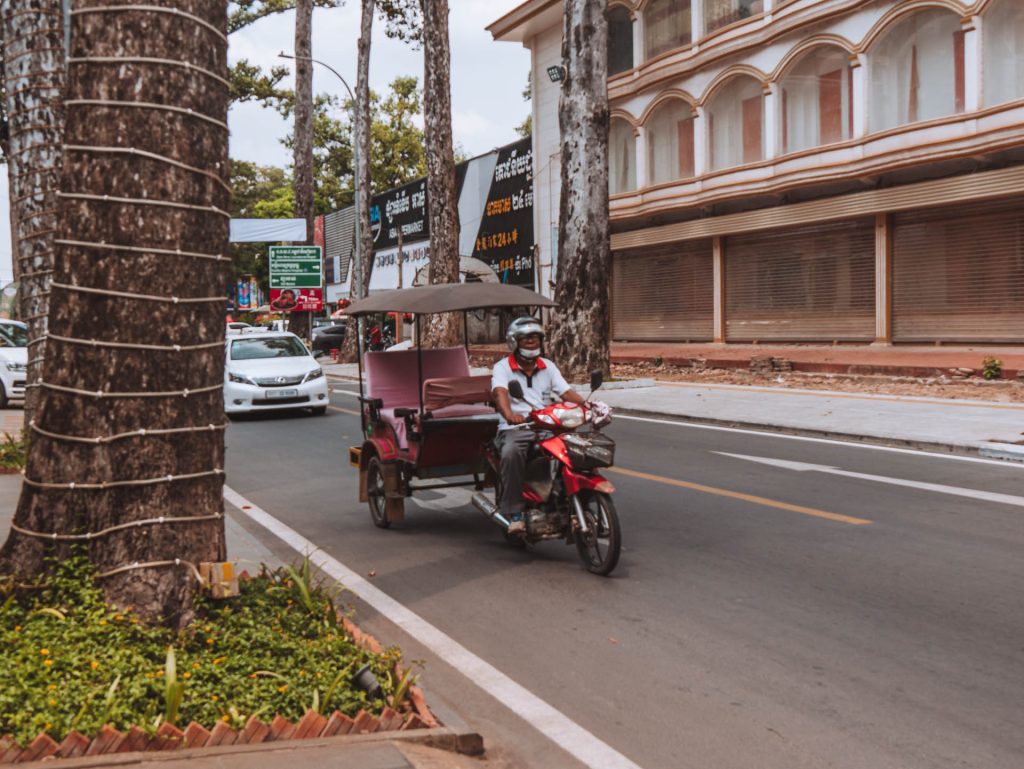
(343, 283), (555, 316)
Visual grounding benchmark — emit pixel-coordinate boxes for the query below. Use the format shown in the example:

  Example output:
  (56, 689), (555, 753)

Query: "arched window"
(610, 118), (637, 193)
(869, 9), (963, 133)
(704, 0), (763, 34)
(609, 6), (634, 76)
(644, 0), (692, 60)
(646, 99), (696, 183)
(780, 47), (853, 153)
(707, 76), (763, 170)
(984, 0), (1024, 106)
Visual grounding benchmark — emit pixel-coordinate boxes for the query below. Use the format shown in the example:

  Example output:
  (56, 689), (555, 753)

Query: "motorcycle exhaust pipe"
(471, 491), (510, 528)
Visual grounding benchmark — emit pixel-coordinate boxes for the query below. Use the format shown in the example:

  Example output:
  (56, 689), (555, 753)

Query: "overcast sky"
(0, 2), (532, 284)
(229, 1), (531, 166)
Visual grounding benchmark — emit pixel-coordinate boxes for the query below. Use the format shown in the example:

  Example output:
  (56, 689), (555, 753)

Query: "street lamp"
(278, 51), (364, 301)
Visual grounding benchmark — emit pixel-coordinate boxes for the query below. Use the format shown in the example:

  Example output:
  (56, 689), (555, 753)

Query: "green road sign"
(269, 245), (322, 289)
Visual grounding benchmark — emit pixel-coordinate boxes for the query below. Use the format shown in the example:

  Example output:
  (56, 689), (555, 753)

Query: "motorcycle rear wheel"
(366, 456), (391, 529)
(574, 492), (620, 576)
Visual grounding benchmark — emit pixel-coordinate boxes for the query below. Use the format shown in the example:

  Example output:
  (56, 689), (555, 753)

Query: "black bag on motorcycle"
(561, 432), (615, 470)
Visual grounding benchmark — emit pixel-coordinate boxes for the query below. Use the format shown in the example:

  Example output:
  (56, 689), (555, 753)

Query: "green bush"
(0, 556), (405, 745)
(0, 433), (27, 470)
(982, 357), (1003, 381)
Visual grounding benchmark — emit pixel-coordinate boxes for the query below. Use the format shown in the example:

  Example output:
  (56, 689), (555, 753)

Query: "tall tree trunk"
(291, 0), (314, 340)
(547, 0), (610, 381)
(0, 0), (230, 629)
(420, 0), (459, 346)
(339, 0), (375, 364)
(2, 0), (65, 424)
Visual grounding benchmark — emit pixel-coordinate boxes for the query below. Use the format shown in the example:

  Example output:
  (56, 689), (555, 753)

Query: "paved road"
(224, 381), (1024, 769)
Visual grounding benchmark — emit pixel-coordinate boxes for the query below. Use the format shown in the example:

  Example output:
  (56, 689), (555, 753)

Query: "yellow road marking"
(606, 466), (872, 525)
(328, 405), (361, 416)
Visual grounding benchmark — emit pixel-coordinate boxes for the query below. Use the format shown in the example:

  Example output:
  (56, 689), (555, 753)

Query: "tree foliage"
(227, 0), (341, 34)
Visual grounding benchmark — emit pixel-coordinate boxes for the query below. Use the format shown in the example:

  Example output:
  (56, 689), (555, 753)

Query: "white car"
(0, 320), (27, 408)
(224, 332), (329, 416)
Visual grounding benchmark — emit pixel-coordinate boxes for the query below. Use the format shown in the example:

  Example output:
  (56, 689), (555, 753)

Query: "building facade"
(489, 0), (1024, 344)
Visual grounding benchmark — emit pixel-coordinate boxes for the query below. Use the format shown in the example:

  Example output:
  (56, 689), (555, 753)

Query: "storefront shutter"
(612, 241), (713, 341)
(892, 198), (1024, 342)
(725, 218), (875, 341)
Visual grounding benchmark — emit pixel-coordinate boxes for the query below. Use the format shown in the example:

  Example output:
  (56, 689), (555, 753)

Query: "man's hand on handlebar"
(506, 413), (528, 425)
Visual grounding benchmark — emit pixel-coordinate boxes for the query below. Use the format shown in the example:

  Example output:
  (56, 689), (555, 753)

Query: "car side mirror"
(590, 370), (603, 394)
(508, 381), (524, 400)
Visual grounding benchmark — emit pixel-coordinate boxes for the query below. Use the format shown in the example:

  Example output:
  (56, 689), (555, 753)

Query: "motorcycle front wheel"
(574, 492), (621, 576)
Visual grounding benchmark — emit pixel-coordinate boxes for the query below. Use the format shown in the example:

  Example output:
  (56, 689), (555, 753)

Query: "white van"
(0, 320), (28, 408)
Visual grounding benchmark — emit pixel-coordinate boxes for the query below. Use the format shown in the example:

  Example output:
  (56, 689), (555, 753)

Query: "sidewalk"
(321, 346), (1024, 462)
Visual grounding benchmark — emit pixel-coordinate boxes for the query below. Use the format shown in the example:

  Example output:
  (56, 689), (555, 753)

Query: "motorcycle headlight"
(5, 362), (26, 372)
(228, 371), (255, 385)
(551, 406), (584, 428)
(303, 368), (324, 383)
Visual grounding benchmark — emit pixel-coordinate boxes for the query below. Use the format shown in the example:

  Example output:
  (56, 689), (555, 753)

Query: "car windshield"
(230, 336), (308, 360)
(0, 324), (28, 347)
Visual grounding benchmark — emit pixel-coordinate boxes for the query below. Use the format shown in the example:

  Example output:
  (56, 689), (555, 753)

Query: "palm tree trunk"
(547, 0), (611, 381)
(290, 0), (315, 341)
(0, 0), (230, 629)
(420, 0), (460, 346)
(2, 0), (65, 424)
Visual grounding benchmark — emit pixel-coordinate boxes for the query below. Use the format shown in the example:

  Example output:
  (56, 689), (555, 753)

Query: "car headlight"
(303, 368), (324, 383)
(5, 362), (25, 372)
(228, 371), (255, 385)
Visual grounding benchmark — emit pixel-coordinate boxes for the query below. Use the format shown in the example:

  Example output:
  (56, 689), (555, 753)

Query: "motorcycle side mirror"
(589, 369), (603, 394)
(507, 380), (524, 400)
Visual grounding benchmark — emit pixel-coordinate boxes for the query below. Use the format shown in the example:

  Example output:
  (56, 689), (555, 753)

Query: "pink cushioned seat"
(365, 348), (493, 449)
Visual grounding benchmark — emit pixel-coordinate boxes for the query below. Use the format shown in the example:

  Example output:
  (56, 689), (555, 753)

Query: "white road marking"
(614, 413), (1024, 469)
(716, 452), (1024, 507)
(223, 485), (644, 769)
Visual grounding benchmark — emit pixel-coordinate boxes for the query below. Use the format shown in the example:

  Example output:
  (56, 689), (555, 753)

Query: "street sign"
(269, 245), (323, 289)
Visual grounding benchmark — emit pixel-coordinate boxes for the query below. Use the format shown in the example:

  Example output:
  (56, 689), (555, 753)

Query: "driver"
(491, 316), (587, 534)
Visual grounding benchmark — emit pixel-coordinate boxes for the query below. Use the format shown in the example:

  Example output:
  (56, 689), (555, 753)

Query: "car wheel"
(0, 382), (10, 409)
(311, 406), (327, 416)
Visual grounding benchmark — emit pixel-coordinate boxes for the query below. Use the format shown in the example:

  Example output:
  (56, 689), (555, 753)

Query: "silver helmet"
(505, 316), (544, 353)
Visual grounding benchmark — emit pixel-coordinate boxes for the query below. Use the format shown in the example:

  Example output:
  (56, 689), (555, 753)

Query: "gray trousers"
(495, 427), (536, 517)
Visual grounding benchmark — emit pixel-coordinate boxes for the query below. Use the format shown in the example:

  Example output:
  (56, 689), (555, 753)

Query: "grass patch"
(0, 433), (26, 471)
(0, 555), (408, 745)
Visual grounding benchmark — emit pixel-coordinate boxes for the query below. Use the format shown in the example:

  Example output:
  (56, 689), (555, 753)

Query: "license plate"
(265, 388), (298, 399)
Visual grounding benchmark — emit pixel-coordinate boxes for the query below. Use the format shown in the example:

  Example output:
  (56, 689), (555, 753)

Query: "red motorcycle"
(471, 374), (622, 576)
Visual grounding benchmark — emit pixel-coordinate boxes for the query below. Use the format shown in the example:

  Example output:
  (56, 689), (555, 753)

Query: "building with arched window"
(489, 0), (1024, 344)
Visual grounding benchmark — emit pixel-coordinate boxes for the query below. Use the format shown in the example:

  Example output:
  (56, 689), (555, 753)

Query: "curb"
(11, 727), (484, 768)
(611, 407), (1024, 462)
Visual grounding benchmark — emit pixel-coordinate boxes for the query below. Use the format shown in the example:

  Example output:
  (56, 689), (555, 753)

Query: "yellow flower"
(39, 648), (50, 656)
(211, 694), (219, 702)
(192, 662), (201, 669)
(99, 620), (107, 626)
(206, 638), (214, 645)
(13, 626), (21, 632)
(298, 670), (305, 677)
(130, 618), (139, 624)
(212, 657), (226, 666)
(43, 659), (53, 667)
(114, 615), (123, 621)
(182, 672), (191, 679)
(277, 685), (288, 694)
(90, 661), (99, 670)
(47, 684), (57, 691)
(145, 672), (153, 679)
(286, 599), (293, 605)
(221, 715), (230, 722)
(48, 699), (57, 706)
(156, 670), (164, 677)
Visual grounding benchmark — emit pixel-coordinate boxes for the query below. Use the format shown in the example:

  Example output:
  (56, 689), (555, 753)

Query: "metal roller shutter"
(324, 208), (355, 286)
(892, 198), (1024, 343)
(611, 241), (713, 341)
(725, 218), (875, 342)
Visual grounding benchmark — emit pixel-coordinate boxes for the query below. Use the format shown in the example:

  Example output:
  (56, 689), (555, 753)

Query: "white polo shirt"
(491, 355), (571, 431)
